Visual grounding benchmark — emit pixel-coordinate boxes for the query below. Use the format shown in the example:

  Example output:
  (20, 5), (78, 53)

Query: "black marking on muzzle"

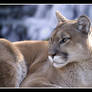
(61, 52), (68, 61)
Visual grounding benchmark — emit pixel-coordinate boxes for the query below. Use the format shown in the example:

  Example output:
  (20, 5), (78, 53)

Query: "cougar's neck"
(47, 57), (92, 87)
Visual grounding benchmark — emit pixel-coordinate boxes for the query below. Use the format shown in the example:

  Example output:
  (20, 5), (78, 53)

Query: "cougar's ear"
(77, 15), (91, 34)
(56, 11), (68, 23)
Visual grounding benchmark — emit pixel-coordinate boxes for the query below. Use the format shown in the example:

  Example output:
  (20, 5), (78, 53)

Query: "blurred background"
(0, 4), (92, 42)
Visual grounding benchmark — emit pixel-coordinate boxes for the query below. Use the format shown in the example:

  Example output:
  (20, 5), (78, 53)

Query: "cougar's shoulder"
(0, 39), (27, 87)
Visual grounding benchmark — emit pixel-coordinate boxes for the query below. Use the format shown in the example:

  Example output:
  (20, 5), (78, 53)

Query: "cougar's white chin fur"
(48, 56), (67, 68)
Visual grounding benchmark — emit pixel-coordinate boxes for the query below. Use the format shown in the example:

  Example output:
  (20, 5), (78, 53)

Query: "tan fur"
(13, 41), (48, 74)
(0, 39), (48, 87)
(19, 12), (92, 87)
(0, 11), (92, 87)
(0, 39), (27, 87)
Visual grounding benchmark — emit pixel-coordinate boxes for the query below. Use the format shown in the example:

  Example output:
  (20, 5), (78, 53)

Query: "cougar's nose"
(48, 50), (56, 58)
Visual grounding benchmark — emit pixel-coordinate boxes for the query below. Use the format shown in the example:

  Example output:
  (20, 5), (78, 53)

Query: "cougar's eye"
(59, 37), (70, 44)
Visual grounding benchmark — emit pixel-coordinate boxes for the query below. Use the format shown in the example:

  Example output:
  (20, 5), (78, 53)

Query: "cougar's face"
(48, 21), (91, 68)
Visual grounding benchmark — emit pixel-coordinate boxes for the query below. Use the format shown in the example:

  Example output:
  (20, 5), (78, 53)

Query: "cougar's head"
(48, 11), (91, 68)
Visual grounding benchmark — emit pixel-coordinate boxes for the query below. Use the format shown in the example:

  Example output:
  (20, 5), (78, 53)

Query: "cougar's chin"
(48, 56), (67, 68)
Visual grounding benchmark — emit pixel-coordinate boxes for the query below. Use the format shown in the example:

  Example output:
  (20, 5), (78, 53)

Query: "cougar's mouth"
(53, 61), (65, 64)
(48, 55), (68, 68)
(48, 56), (65, 67)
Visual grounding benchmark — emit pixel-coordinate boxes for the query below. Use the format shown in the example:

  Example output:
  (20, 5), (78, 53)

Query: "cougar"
(0, 11), (92, 87)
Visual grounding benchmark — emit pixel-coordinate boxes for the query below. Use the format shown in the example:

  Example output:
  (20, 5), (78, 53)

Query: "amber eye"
(59, 37), (70, 44)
